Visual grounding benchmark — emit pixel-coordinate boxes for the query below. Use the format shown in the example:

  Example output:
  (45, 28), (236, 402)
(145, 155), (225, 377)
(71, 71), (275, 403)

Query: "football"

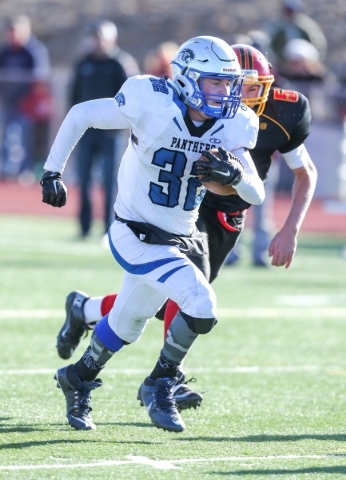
(197, 149), (238, 196)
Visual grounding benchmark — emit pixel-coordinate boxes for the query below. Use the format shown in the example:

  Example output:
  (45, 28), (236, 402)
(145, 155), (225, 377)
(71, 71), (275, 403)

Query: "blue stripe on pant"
(108, 229), (185, 280)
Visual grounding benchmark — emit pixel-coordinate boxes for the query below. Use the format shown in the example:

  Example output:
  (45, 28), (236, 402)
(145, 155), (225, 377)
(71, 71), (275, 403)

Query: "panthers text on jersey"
(44, 75), (262, 236)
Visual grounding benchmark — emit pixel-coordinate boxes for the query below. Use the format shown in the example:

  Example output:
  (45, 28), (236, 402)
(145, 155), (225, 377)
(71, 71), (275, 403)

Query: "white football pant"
(107, 220), (217, 343)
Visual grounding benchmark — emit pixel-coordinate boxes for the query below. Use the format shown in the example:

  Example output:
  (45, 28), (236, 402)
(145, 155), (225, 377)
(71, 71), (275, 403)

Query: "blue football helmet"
(171, 36), (243, 119)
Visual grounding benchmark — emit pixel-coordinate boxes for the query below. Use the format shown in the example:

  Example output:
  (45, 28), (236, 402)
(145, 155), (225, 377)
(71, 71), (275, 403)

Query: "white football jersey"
(44, 75), (260, 236)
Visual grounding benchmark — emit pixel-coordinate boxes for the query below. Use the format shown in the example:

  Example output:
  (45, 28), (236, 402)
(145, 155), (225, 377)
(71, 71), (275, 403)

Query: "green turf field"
(1, 213), (346, 479)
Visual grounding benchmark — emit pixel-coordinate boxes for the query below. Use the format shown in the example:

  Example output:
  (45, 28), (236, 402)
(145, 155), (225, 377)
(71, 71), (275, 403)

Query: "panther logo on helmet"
(179, 49), (195, 65)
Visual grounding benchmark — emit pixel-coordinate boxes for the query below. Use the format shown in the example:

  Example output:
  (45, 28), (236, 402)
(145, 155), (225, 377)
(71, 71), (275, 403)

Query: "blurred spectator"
(269, 0), (328, 68)
(230, 30), (290, 89)
(106, 25), (139, 78)
(231, 30), (273, 61)
(69, 19), (129, 239)
(268, 2), (337, 124)
(18, 80), (54, 176)
(279, 38), (330, 123)
(0, 15), (51, 180)
(331, 60), (346, 123)
(143, 41), (178, 77)
(280, 38), (326, 85)
(77, 19), (140, 78)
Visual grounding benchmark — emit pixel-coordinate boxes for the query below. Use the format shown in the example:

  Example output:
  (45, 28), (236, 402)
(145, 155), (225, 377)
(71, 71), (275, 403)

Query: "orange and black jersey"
(203, 87), (311, 212)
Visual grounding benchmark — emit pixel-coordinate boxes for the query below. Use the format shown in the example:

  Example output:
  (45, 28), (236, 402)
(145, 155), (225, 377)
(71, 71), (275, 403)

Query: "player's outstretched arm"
(40, 95), (133, 208)
(269, 155), (317, 268)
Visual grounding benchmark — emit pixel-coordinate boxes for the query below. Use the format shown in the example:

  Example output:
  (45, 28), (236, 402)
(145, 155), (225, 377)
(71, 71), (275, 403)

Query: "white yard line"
(1, 365), (339, 376)
(0, 309), (64, 318)
(217, 307), (346, 318)
(277, 295), (346, 307)
(1, 307), (346, 319)
(0, 243), (108, 257)
(0, 454), (342, 471)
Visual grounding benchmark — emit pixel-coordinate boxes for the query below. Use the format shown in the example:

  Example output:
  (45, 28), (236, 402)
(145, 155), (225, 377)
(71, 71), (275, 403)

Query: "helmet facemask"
(241, 69), (273, 116)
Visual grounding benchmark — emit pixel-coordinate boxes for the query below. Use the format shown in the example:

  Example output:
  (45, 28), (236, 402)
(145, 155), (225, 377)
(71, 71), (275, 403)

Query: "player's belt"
(114, 212), (206, 256)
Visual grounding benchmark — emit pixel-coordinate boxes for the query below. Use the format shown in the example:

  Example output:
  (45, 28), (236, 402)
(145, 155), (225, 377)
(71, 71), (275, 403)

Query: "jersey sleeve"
(231, 147), (265, 205)
(224, 106), (259, 153)
(111, 76), (142, 130)
(44, 77), (142, 173)
(239, 108), (259, 150)
(278, 94), (312, 154)
(282, 144), (312, 170)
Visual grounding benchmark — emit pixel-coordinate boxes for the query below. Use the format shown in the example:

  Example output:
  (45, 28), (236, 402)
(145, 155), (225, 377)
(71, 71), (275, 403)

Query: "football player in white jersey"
(41, 36), (265, 433)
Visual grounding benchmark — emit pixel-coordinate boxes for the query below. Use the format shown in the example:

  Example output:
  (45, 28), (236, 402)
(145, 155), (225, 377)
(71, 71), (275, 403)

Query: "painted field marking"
(0, 242), (108, 257)
(0, 310), (64, 318)
(277, 295), (346, 307)
(1, 365), (341, 376)
(1, 306), (346, 319)
(217, 307), (346, 318)
(0, 454), (343, 471)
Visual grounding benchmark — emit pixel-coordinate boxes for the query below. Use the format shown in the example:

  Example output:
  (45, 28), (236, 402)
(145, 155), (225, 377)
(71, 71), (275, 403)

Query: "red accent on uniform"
(216, 210), (239, 232)
(101, 294), (117, 316)
(273, 88), (299, 102)
(164, 300), (180, 337)
(244, 46), (250, 70)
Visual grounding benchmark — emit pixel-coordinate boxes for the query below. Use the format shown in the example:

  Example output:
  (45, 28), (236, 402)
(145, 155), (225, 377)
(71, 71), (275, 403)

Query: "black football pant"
(189, 202), (247, 283)
(154, 202), (248, 321)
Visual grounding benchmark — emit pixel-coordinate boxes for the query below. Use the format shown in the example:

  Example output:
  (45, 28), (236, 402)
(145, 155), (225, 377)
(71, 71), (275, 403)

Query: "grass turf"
(1, 214), (346, 479)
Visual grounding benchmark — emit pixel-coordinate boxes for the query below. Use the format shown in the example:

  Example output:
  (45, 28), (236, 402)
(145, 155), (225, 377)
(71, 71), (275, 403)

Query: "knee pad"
(181, 311), (217, 334)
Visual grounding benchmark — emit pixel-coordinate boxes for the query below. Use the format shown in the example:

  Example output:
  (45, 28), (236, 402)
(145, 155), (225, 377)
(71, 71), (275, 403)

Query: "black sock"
(149, 353), (181, 380)
(74, 346), (105, 382)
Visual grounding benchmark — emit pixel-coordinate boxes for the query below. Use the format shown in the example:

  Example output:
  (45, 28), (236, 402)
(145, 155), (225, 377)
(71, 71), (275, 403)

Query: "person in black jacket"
(70, 20), (128, 238)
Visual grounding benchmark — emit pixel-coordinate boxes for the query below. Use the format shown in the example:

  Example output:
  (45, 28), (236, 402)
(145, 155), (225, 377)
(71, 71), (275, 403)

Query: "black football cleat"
(173, 371), (203, 411)
(137, 376), (185, 432)
(57, 290), (90, 359)
(55, 365), (102, 430)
